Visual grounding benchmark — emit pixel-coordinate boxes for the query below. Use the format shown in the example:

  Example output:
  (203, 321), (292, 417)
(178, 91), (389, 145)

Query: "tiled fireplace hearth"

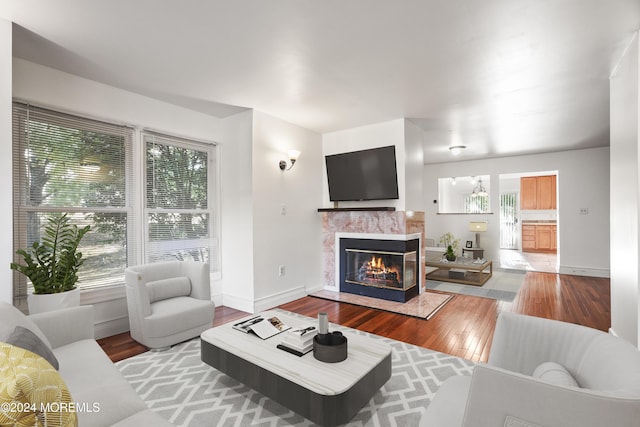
(321, 210), (425, 301)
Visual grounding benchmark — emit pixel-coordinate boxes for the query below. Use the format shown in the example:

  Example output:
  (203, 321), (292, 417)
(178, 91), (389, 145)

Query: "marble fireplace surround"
(321, 210), (425, 293)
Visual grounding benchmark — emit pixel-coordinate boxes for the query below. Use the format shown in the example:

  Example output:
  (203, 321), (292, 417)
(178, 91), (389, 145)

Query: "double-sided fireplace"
(339, 237), (420, 303)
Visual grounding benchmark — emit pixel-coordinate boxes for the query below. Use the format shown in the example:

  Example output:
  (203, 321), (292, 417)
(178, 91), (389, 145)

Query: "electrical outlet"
(579, 208), (589, 215)
(278, 265), (285, 277)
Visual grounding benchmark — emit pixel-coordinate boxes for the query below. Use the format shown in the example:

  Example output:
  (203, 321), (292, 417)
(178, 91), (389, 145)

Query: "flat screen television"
(325, 145), (399, 202)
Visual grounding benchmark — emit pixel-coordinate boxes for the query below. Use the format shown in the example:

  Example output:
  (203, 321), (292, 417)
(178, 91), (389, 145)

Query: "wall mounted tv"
(325, 145), (399, 202)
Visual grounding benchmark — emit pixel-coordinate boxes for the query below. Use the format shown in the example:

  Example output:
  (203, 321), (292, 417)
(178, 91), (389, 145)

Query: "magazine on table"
(232, 315), (291, 339)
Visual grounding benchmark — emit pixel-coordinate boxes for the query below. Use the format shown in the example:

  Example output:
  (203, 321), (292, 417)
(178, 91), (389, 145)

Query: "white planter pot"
(27, 287), (81, 314)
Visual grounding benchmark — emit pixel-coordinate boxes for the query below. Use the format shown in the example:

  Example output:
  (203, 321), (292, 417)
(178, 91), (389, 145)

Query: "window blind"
(12, 102), (135, 306)
(143, 131), (218, 271)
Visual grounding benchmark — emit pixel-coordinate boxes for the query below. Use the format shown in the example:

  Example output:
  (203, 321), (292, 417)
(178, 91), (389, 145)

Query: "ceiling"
(2, 1), (639, 164)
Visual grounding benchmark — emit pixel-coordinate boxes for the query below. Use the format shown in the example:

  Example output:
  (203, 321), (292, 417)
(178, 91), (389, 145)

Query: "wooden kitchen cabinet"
(520, 177), (538, 210)
(520, 175), (556, 210)
(522, 223), (557, 253)
(536, 225), (553, 250)
(536, 175), (556, 209)
(522, 224), (536, 250)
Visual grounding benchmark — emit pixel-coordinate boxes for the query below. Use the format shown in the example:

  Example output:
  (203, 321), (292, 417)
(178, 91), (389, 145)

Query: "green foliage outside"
(14, 112), (212, 290)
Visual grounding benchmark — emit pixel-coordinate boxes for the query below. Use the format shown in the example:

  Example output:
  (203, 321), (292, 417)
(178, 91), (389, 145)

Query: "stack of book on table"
(277, 326), (317, 356)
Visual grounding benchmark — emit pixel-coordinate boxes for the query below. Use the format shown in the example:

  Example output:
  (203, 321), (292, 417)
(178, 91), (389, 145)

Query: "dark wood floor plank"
(98, 272), (611, 363)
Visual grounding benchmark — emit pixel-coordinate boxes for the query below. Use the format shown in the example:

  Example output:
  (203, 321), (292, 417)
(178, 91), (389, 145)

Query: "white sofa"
(422, 312), (640, 427)
(0, 301), (173, 426)
(125, 260), (215, 349)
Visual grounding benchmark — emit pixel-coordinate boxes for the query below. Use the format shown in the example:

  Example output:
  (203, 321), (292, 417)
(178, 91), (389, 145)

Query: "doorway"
(500, 192), (518, 249)
(498, 172), (559, 273)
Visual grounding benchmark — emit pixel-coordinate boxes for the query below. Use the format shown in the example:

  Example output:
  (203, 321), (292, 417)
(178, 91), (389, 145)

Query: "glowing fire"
(360, 256), (401, 282)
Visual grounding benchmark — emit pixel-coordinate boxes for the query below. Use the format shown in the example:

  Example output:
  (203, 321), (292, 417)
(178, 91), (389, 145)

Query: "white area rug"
(425, 269), (526, 302)
(117, 310), (475, 426)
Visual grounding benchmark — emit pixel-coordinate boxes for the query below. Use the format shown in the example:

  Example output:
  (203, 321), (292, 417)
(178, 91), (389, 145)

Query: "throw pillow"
(532, 361), (579, 388)
(146, 276), (192, 303)
(5, 326), (59, 370)
(0, 301), (54, 350)
(0, 342), (77, 427)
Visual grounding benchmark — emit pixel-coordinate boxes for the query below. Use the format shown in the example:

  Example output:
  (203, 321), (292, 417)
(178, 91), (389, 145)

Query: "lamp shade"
(469, 221), (488, 232)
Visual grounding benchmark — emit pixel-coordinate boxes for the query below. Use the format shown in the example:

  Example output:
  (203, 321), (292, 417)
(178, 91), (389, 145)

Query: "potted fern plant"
(10, 213), (91, 313)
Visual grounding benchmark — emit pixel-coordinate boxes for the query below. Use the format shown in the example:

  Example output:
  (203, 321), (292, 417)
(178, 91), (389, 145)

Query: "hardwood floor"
(98, 271), (610, 363)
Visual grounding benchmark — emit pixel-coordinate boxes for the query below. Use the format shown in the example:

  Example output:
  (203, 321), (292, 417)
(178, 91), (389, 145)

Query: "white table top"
(201, 310), (392, 396)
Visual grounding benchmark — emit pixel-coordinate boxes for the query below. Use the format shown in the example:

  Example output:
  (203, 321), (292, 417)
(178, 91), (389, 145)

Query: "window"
(12, 103), (134, 302)
(12, 103), (220, 307)
(143, 132), (218, 271)
(463, 194), (489, 213)
(438, 175), (491, 214)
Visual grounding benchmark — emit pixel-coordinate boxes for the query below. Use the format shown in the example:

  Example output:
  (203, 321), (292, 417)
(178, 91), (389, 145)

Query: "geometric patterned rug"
(116, 310), (475, 426)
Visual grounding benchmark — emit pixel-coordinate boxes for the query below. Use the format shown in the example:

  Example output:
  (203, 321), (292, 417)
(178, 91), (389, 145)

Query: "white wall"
(424, 147), (610, 277)
(251, 111), (323, 311)
(404, 119), (425, 212)
(217, 110), (255, 312)
(0, 19), (12, 303)
(610, 31), (639, 346)
(322, 119), (407, 210)
(12, 59), (223, 337)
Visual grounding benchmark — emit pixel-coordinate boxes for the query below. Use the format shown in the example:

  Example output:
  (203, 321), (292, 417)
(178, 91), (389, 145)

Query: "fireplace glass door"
(344, 249), (416, 291)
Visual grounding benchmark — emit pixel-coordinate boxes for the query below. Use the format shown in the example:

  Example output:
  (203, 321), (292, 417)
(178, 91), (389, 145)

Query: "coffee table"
(200, 310), (391, 426)
(425, 258), (493, 286)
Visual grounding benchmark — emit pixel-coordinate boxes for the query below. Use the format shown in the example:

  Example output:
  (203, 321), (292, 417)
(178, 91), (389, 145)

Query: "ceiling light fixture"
(472, 178), (488, 197)
(449, 145), (466, 155)
(279, 150), (301, 171)
(451, 177), (457, 185)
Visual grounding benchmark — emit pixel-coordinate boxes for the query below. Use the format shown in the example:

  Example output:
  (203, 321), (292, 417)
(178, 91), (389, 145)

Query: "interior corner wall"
(218, 110), (255, 312)
(321, 119), (407, 210)
(251, 111), (323, 312)
(0, 18), (12, 303)
(404, 119), (425, 212)
(610, 31), (639, 346)
(423, 148), (610, 277)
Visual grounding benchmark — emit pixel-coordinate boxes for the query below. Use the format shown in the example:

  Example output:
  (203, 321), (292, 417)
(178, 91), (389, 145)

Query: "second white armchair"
(125, 261), (215, 350)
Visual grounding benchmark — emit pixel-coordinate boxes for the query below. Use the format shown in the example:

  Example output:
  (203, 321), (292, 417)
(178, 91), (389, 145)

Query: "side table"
(462, 248), (484, 259)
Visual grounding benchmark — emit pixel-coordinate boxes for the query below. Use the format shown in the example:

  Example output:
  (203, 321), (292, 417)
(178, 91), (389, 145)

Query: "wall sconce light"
(449, 145), (466, 155)
(279, 150), (301, 171)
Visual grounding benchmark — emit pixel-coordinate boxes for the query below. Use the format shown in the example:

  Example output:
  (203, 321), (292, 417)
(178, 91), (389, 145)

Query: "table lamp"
(469, 221), (488, 248)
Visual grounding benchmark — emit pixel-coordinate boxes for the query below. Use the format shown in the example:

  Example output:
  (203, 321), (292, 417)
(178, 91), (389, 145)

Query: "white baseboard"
(222, 286), (312, 314)
(609, 327), (618, 337)
(94, 316), (129, 340)
(254, 286), (307, 313)
(221, 293), (255, 313)
(558, 266), (610, 278)
(212, 293), (223, 307)
(305, 284), (325, 294)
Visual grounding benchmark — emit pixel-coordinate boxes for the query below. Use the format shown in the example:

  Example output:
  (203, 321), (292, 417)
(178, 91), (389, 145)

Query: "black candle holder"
(313, 331), (348, 363)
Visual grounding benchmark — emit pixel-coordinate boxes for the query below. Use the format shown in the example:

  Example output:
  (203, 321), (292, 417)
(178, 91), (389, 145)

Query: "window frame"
(11, 103), (221, 309)
(141, 130), (219, 274)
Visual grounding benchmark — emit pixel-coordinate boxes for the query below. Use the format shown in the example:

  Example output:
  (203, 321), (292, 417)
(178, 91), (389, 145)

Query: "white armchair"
(125, 261), (215, 350)
(421, 312), (640, 427)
